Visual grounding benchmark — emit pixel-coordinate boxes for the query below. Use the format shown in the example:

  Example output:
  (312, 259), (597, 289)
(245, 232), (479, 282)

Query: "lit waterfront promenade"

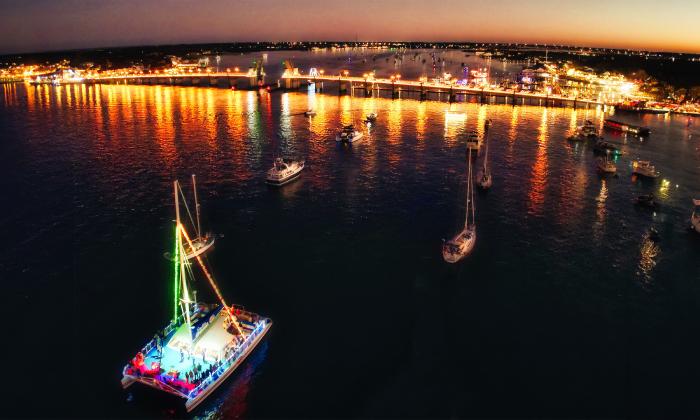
(280, 69), (604, 108)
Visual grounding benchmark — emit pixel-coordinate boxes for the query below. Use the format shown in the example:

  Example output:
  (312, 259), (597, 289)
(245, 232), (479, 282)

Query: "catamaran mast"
(192, 174), (202, 239)
(175, 180), (194, 344)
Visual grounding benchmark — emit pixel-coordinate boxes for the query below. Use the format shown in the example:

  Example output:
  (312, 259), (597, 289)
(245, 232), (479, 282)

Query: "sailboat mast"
(466, 149), (472, 227)
(483, 128), (489, 168)
(471, 155), (476, 226)
(192, 174), (202, 238)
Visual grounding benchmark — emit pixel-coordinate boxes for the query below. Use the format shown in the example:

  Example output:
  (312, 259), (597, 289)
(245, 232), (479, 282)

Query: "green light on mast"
(173, 224), (180, 322)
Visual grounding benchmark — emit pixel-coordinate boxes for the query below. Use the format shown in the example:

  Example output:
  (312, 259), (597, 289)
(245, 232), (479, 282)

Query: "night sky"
(1, 0), (699, 54)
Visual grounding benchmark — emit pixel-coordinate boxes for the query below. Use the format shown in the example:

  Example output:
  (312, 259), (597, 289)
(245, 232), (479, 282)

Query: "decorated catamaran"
(122, 179), (272, 412)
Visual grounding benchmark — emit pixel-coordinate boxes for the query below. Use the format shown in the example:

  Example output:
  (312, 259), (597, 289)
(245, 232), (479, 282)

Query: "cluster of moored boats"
(264, 111), (377, 186)
(567, 119), (699, 233)
(122, 111), (700, 413)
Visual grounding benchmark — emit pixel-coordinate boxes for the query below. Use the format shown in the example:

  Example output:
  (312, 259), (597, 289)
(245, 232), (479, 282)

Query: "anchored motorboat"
(635, 193), (658, 209)
(336, 125), (363, 143)
(593, 141), (621, 156)
(691, 199), (700, 233)
(304, 109), (316, 117)
(443, 148), (477, 263)
(632, 160), (660, 178)
(122, 180), (272, 413)
(579, 120), (598, 137)
(266, 157), (305, 186)
(596, 152), (617, 174)
(604, 119), (651, 136)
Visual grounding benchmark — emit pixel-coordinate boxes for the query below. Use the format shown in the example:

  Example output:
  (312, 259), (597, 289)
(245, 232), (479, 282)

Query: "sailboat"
(122, 180), (272, 412)
(181, 175), (215, 260)
(443, 148), (477, 263)
(691, 199), (700, 233)
(477, 124), (493, 190)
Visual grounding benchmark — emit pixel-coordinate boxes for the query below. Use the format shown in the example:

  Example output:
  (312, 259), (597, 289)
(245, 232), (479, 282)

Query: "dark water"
(2, 52), (700, 418)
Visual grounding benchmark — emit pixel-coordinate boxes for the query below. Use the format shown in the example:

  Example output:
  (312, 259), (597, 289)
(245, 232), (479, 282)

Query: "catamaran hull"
(185, 320), (272, 412)
(122, 320), (273, 413)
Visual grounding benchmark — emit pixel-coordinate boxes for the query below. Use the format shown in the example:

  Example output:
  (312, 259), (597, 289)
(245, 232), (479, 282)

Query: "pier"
(85, 69), (264, 89)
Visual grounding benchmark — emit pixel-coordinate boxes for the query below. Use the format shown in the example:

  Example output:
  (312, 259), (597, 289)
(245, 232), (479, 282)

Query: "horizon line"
(2, 40), (700, 59)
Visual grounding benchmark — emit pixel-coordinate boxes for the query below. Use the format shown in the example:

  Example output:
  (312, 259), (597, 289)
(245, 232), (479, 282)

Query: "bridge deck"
(281, 74), (603, 106)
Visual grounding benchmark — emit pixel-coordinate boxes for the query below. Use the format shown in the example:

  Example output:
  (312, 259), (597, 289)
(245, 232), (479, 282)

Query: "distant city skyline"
(2, 0), (699, 55)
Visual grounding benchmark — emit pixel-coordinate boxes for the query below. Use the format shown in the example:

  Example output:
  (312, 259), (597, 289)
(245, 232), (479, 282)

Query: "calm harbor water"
(2, 50), (700, 418)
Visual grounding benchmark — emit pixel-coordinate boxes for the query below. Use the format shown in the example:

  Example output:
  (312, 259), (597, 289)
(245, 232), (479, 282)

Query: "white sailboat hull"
(442, 226), (476, 263)
(185, 236), (215, 260)
(477, 171), (492, 189)
(692, 213), (700, 233)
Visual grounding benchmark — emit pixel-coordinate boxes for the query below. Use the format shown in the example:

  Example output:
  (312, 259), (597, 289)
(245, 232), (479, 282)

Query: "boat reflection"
(637, 231), (660, 285)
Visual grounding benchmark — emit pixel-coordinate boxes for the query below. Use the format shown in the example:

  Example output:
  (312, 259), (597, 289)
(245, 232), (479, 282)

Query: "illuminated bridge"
(280, 69), (605, 108)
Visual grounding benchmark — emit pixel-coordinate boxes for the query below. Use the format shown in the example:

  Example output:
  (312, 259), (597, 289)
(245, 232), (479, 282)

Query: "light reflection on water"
(2, 80), (700, 417)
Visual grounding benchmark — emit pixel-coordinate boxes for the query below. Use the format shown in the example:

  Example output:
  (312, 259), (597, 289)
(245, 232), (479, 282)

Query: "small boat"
(443, 148), (477, 263)
(304, 109), (316, 117)
(336, 125), (363, 143)
(365, 113), (377, 123)
(632, 160), (659, 178)
(466, 132), (482, 151)
(170, 175), (216, 261)
(123, 180), (272, 413)
(691, 199), (700, 233)
(635, 193), (658, 208)
(567, 132), (587, 142)
(604, 119), (651, 136)
(266, 157), (305, 186)
(596, 152), (617, 174)
(579, 120), (598, 137)
(593, 141), (621, 156)
(477, 126), (492, 190)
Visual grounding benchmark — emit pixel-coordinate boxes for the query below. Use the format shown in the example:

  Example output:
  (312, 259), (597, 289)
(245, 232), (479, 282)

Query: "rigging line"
(180, 223), (244, 337)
